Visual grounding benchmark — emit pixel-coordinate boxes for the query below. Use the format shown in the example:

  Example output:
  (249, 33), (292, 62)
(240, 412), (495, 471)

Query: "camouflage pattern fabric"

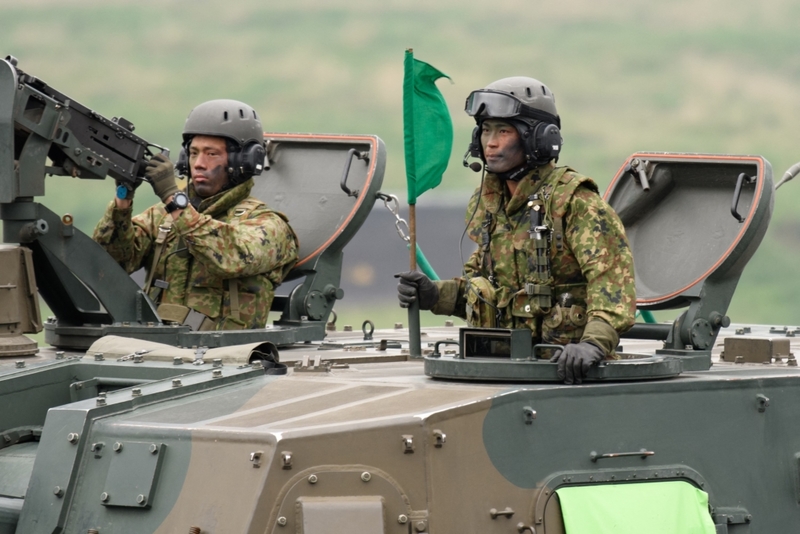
(93, 179), (299, 329)
(464, 276), (497, 328)
(432, 162), (635, 356)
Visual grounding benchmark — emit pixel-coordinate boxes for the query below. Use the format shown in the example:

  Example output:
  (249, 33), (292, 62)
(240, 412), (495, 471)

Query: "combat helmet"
(180, 99), (266, 184)
(465, 77), (563, 171)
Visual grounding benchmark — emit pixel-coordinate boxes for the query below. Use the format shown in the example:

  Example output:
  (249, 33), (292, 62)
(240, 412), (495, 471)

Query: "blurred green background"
(2, 0), (800, 337)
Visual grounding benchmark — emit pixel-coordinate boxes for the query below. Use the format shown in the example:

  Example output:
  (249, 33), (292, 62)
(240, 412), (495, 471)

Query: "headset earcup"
(469, 126), (481, 158)
(241, 142), (266, 177)
(228, 142), (266, 184)
(176, 148), (189, 176)
(226, 149), (241, 182)
(532, 123), (562, 163)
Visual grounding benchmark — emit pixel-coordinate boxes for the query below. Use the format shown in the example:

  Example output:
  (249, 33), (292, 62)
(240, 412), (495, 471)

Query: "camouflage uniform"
(431, 162), (635, 355)
(93, 179), (298, 330)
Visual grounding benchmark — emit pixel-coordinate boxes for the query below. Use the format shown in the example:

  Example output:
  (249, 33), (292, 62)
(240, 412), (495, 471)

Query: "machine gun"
(0, 56), (168, 344)
(0, 56), (385, 350)
(1, 55), (166, 200)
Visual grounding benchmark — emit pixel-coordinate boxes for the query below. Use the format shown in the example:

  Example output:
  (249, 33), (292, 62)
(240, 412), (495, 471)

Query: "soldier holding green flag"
(397, 76), (636, 384)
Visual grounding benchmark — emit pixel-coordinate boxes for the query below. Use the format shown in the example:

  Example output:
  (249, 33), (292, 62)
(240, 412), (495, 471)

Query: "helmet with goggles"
(465, 76), (560, 128)
(464, 77), (562, 171)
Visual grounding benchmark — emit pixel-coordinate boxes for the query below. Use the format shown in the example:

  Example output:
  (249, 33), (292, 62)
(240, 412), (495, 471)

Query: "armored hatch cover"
(605, 152), (773, 311)
(252, 133), (386, 281)
(250, 132), (387, 330)
(607, 153), (774, 362)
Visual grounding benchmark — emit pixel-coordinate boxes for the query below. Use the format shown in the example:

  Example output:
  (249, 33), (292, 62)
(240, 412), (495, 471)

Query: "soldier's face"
(481, 120), (526, 173)
(189, 136), (229, 198)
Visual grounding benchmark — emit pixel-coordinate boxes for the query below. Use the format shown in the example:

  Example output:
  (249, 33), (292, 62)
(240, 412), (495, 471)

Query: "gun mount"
(0, 55), (167, 352)
(0, 57), (385, 350)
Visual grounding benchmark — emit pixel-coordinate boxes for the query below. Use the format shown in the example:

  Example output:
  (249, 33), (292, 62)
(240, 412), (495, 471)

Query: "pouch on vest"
(510, 284), (552, 319)
(157, 303), (191, 324)
(465, 277), (497, 329)
(541, 303), (588, 345)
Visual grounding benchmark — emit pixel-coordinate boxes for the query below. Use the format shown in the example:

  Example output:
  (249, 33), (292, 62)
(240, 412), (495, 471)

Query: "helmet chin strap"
(495, 161), (535, 182)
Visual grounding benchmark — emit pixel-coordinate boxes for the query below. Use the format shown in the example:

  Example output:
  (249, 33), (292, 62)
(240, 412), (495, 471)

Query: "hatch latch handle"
(731, 172), (756, 223)
(590, 448), (654, 462)
(432, 339), (460, 358)
(340, 148), (369, 198)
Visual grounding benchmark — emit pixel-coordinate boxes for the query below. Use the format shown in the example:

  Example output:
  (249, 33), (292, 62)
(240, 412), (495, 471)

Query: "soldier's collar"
(504, 163), (556, 214)
(189, 180), (254, 216)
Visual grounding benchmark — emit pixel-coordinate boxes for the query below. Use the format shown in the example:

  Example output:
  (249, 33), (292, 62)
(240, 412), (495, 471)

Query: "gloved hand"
(145, 153), (179, 202)
(549, 342), (605, 385)
(395, 271), (439, 310)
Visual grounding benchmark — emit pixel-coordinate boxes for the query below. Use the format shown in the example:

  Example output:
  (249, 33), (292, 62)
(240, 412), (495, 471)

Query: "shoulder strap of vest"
(231, 197), (267, 219)
(546, 168), (598, 253)
(143, 215), (174, 296)
(228, 197), (273, 322)
(480, 211), (496, 282)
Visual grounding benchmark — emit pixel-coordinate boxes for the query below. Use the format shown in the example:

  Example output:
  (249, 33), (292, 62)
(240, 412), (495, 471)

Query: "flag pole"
(406, 48), (422, 359)
(409, 203), (417, 271)
(408, 202), (422, 358)
(403, 47), (451, 360)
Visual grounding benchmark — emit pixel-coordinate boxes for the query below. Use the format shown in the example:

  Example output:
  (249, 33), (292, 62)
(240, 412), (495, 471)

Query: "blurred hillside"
(2, 0), (800, 328)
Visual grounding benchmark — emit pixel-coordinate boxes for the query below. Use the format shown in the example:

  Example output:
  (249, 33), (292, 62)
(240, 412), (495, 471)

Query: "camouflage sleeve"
(91, 200), (158, 274)
(432, 279), (467, 319)
(430, 248), (480, 318)
(582, 319), (621, 358)
(564, 186), (636, 336)
(171, 204), (298, 279)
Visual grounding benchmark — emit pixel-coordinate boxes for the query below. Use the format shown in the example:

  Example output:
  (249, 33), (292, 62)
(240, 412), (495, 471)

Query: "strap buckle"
(525, 283), (552, 296)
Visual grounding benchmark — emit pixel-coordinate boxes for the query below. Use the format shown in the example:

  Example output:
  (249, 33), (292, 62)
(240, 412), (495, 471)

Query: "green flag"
(403, 49), (452, 205)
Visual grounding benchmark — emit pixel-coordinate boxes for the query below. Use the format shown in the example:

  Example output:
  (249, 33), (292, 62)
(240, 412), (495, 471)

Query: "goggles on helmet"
(464, 89), (559, 126)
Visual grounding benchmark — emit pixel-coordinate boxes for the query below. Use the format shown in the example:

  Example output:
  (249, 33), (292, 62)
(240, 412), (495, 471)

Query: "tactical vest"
(145, 196), (279, 330)
(469, 166), (599, 340)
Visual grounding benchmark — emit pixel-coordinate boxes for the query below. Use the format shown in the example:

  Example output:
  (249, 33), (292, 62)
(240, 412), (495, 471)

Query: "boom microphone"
(462, 149), (483, 173)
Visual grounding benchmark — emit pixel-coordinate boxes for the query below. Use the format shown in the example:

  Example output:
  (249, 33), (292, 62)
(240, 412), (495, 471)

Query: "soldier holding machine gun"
(93, 100), (298, 331)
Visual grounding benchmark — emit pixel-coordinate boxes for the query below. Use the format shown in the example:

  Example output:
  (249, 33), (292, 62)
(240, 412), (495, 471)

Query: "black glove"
(145, 153), (179, 202)
(549, 342), (605, 385)
(395, 271), (439, 310)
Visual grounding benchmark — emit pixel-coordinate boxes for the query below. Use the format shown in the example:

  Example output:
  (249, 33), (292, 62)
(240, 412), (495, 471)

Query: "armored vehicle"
(1, 56), (799, 534)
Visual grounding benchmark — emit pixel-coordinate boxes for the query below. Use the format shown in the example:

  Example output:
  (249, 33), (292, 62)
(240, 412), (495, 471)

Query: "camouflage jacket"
(432, 162), (635, 354)
(92, 180), (299, 329)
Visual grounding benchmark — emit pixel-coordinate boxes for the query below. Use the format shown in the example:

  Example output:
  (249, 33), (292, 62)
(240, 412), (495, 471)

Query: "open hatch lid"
(253, 133), (386, 281)
(605, 153), (773, 356)
(604, 153), (773, 309)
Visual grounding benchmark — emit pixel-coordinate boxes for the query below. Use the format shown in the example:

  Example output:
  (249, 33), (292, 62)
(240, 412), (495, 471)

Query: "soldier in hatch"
(93, 100), (298, 331)
(397, 77), (635, 384)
